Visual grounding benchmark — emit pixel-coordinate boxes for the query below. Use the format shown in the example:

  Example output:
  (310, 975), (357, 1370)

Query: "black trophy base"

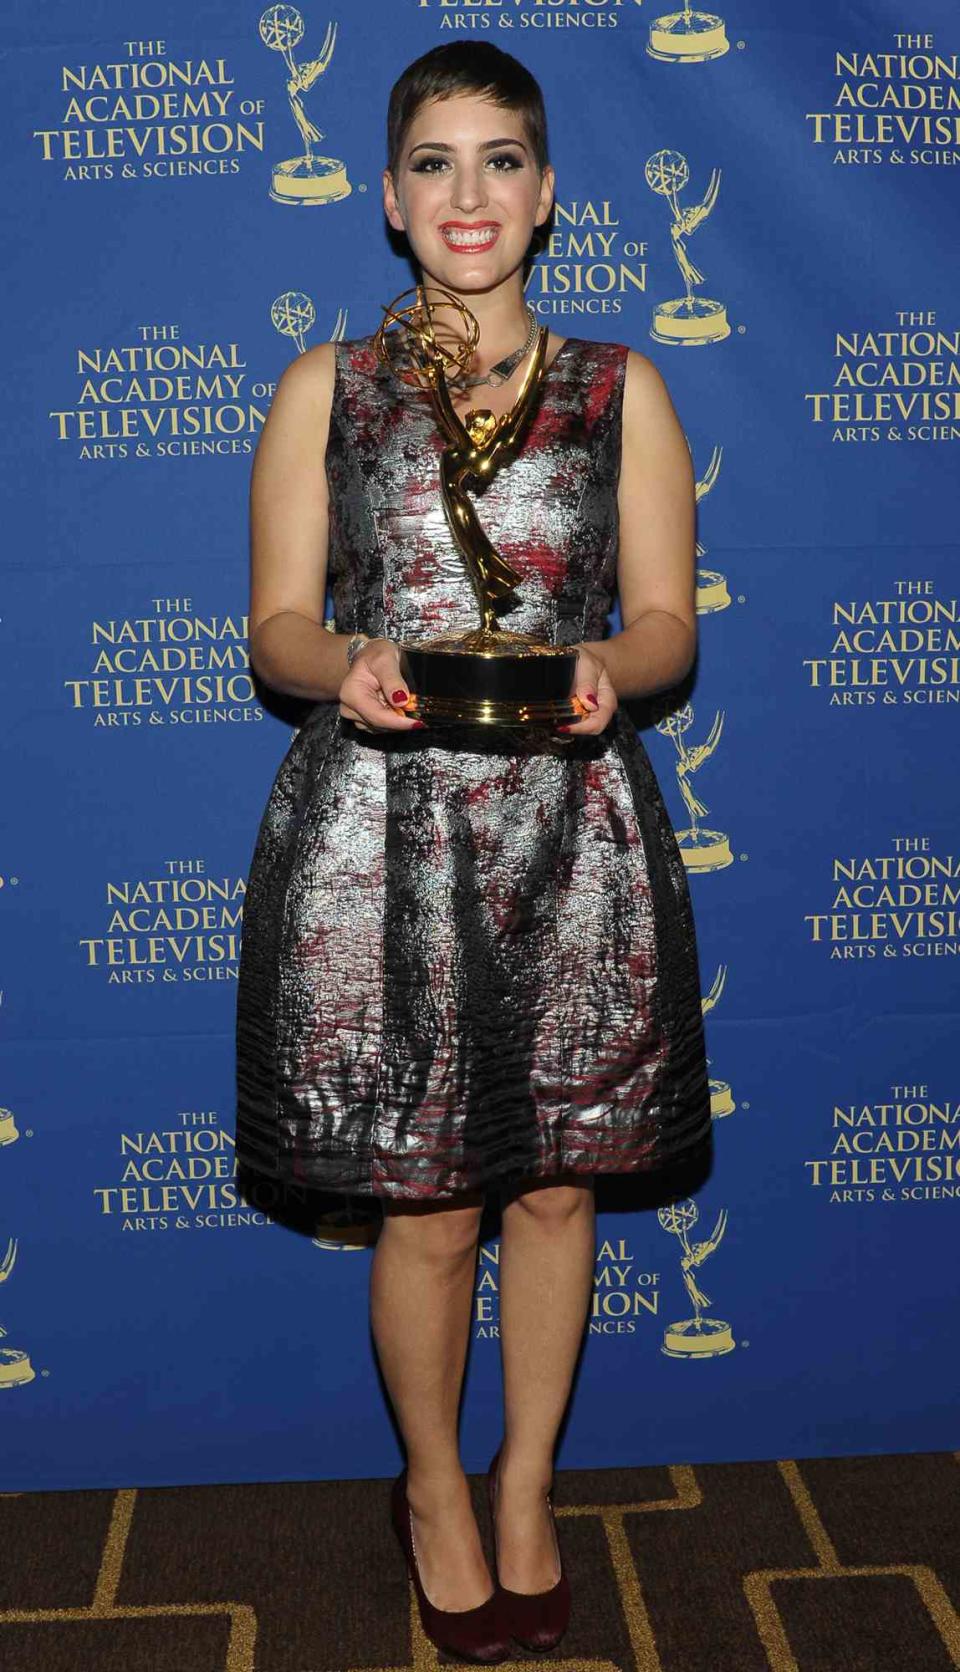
(398, 628), (581, 727)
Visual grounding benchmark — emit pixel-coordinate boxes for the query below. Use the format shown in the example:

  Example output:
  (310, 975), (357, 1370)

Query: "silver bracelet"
(345, 631), (370, 669)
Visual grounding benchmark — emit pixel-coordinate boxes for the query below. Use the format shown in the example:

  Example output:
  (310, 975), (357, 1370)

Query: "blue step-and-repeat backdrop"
(2, 0), (959, 1491)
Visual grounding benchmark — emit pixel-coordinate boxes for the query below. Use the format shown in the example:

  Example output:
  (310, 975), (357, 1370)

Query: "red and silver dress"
(234, 334), (712, 1199)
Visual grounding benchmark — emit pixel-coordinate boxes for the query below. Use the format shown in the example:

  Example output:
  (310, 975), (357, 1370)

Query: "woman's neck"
(421, 275), (532, 379)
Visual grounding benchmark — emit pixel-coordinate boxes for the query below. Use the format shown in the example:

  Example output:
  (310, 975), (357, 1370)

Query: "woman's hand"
(338, 638), (422, 733)
(557, 645), (619, 736)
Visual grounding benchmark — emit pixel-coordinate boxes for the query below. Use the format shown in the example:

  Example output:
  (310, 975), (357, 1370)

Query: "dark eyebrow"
(408, 138), (529, 156)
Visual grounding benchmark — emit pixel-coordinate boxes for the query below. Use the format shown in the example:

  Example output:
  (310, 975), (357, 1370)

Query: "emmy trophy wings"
(695, 444), (722, 502)
(678, 169), (721, 236)
(682, 711), (725, 773)
(288, 22), (337, 94)
(685, 1208), (728, 1267)
(701, 964), (727, 1016)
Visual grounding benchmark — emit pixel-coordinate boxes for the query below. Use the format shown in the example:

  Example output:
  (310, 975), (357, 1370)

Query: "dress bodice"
(324, 333), (629, 649)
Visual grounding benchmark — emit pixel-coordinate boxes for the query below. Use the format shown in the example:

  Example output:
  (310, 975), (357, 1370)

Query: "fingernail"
(556, 724), (573, 732)
(585, 691), (599, 708)
(411, 719), (426, 729)
(392, 689), (408, 704)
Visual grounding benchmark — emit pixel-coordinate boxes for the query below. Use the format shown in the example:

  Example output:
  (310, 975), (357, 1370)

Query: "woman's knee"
(502, 1173), (594, 1227)
(381, 1192), (485, 1263)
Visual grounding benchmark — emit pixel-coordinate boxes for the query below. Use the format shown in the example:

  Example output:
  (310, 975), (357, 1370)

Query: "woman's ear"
(383, 168), (405, 233)
(534, 163), (556, 230)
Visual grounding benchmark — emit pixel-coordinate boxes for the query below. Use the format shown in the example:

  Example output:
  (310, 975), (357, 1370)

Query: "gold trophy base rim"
(696, 569), (731, 614)
(677, 829), (734, 872)
(399, 630), (580, 729)
(661, 1319), (736, 1358)
(650, 297), (732, 346)
(647, 15), (730, 62)
(412, 694), (583, 728)
(269, 156), (352, 206)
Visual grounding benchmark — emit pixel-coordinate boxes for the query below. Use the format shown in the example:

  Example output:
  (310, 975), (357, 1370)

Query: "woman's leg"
(496, 1173), (596, 1590)
(370, 1190), (492, 1610)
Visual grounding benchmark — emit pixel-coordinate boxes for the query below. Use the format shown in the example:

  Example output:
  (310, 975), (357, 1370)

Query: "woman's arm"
(248, 343), (344, 699)
(247, 344), (419, 731)
(563, 348), (697, 731)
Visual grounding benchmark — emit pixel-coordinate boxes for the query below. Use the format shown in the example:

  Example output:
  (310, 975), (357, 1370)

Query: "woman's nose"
(450, 165), (487, 215)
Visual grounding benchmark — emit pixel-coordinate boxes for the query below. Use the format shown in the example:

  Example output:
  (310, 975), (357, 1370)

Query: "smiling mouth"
(439, 223), (501, 252)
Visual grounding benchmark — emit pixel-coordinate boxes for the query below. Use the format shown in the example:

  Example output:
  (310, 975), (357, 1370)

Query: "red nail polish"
(585, 691), (599, 708)
(392, 689), (408, 704)
(411, 719), (426, 729)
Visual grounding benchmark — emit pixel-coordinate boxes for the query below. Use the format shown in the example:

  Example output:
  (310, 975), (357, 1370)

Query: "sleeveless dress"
(234, 333), (712, 1199)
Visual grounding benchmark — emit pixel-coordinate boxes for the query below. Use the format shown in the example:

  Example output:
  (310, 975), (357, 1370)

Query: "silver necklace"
(453, 306), (539, 389)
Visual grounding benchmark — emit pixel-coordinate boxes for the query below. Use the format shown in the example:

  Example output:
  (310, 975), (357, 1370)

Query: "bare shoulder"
(622, 346), (674, 411)
(271, 339), (337, 416)
(253, 341), (337, 469)
(621, 347), (685, 442)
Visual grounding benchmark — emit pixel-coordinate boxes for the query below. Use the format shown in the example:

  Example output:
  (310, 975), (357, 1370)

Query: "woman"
(235, 40), (712, 1664)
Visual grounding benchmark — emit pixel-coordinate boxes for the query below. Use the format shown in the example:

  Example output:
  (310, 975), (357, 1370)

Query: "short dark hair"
(386, 42), (549, 178)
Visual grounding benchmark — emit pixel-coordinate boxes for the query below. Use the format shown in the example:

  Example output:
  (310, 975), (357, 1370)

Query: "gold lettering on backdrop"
(63, 598), (262, 728)
(526, 200), (648, 319)
(806, 311), (960, 443)
(49, 324), (267, 462)
(806, 30), (960, 166)
(805, 1083), (960, 1204)
(78, 859), (245, 983)
(32, 39), (264, 183)
(805, 837), (960, 957)
(416, 0), (633, 34)
(92, 1110), (304, 1231)
(804, 579), (960, 705)
(473, 1238), (661, 1339)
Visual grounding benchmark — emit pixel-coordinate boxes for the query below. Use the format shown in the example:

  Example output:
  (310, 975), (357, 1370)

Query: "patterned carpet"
(3, 1449), (960, 1671)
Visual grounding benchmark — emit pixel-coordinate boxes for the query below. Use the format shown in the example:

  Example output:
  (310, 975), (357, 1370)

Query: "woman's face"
(383, 93), (554, 296)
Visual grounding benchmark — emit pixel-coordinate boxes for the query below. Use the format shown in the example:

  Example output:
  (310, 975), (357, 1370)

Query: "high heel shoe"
(390, 1469), (512, 1664)
(486, 1446), (571, 1652)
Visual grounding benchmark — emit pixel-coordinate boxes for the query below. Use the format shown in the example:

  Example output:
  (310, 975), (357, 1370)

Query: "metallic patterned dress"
(234, 333), (712, 1199)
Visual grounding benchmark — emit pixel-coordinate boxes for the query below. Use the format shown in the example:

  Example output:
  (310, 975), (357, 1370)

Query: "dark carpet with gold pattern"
(3, 1449), (960, 1672)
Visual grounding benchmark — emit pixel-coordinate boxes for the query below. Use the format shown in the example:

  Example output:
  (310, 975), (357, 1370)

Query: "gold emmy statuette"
(694, 443), (731, 614)
(657, 1200), (736, 1359)
(701, 965), (736, 1119)
(645, 149), (730, 346)
(0, 1234), (36, 1389)
(258, 7), (352, 206)
(654, 701), (734, 872)
(646, 4), (730, 63)
(374, 285), (581, 728)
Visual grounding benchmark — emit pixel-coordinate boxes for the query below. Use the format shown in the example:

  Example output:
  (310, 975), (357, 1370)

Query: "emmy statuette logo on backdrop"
(0, 1236), (36, 1391)
(693, 442), (730, 614)
(0, 1107), (20, 1147)
(259, 7), (352, 205)
(701, 964), (736, 1119)
(658, 1201), (736, 1358)
(645, 150), (730, 345)
(655, 702), (734, 872)
(271, 291), (349, 354)
(647, 1), (730, 63)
